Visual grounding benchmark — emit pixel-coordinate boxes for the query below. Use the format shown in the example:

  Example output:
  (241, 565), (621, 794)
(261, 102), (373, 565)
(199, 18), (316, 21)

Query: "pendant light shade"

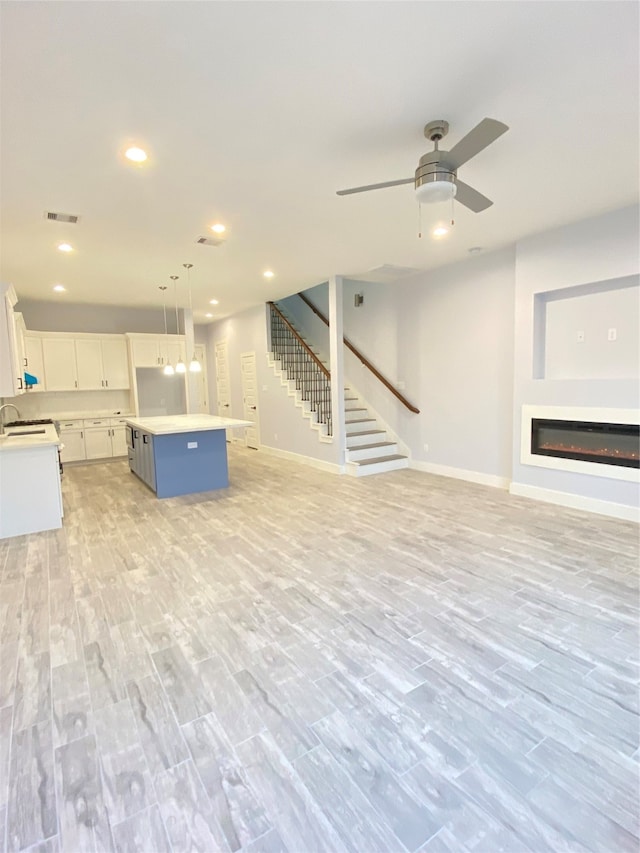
(183, 263), (202, 372)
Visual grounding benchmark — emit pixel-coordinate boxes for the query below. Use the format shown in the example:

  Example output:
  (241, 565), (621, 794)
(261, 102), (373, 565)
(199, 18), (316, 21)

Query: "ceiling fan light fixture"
(415, 177), (457, 205)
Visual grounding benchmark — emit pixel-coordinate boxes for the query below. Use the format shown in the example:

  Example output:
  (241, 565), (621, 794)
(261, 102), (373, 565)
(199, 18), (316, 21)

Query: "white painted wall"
(543, 281), (639, 380)
(512, 204), (640, 509)
(205, 304), (339, 466)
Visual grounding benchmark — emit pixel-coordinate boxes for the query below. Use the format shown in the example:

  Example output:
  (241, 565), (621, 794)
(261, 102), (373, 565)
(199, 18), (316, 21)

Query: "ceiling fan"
(336, 118), (509, 212)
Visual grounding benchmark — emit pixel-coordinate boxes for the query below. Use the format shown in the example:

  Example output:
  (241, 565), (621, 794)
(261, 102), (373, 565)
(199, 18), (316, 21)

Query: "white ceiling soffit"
(0, 1), (638, 322)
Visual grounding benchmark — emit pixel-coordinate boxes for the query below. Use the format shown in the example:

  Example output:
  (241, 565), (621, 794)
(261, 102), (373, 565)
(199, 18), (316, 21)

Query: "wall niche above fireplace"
(521, 406), (640, 483)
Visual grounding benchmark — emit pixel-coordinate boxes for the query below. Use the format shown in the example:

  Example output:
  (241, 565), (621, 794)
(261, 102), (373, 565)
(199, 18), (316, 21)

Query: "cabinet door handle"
(81, 431), (84, 438)
(143, 434), (149, 444)
(74, 380), (78, 388)
(23, 358), (28, 367)
(17, 377), (23, 389)
(250, 405), (256, 410)
(101, 380), (104, 387)
(105, 379), (109, 387)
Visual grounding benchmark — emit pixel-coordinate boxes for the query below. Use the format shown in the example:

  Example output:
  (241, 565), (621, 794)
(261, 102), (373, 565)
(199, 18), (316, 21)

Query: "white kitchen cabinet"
(59, 427), (85, 463)
(110, 424), (127, 456)
(84, 426), (113, 459)
(102, 338), (130, 388)
(42, 338), (78, 391)
(24, 335), (46, 391)
(129, 334), (185, 368)
(75, 339), (104, 390)
(168, 338), (186, 366)
(0, 286), (26, 396)
(131, 337), (164, 367)
(75, 337), (130, 390)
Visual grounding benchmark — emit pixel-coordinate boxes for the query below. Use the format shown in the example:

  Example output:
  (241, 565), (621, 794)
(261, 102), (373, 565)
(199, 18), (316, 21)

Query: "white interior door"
(195, 344), (209, 413)
(215, 340), (231, 418)
(241, 351), (260, 449)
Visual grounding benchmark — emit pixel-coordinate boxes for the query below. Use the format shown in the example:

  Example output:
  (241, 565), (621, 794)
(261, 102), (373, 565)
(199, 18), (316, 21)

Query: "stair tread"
(349, 441), (396, 451)
(347, 429), (385, 437)
(356, 454), (407, 466)
(346, 418), (376, 424)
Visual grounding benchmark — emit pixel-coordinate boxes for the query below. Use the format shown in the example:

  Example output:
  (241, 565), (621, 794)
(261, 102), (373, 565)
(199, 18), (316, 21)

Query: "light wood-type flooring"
(1, 446), (638, 853)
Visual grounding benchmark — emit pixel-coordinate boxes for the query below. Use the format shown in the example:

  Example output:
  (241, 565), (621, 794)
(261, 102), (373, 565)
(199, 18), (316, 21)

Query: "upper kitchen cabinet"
(42, 337), (78, 390)
(0, 285), (27, 396)
(75, 337), (130, 390)
(24, 335), (46, 392)
(128, 333), (186, 368)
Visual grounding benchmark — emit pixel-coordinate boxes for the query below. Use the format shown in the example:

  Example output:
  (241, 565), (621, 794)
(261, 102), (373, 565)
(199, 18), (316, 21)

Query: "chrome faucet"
(0, 403), (21, 435)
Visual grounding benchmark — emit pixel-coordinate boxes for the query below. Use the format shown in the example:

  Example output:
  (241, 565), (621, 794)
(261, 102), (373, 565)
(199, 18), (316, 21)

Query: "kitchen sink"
(6, 429), (47, 436)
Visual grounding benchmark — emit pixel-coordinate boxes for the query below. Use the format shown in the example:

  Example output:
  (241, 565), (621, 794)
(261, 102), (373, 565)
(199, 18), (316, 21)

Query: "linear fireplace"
(521, 406), (640, 483)
(531, 419), (639, 469)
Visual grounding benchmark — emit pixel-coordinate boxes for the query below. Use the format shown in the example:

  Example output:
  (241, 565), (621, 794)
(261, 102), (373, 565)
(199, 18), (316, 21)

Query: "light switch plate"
(608, 328), (617, 341)
(187, 441), (198, 449)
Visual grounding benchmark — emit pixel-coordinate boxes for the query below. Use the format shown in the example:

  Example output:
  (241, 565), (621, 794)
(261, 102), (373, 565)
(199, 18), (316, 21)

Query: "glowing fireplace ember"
(532, 419), (640, 469)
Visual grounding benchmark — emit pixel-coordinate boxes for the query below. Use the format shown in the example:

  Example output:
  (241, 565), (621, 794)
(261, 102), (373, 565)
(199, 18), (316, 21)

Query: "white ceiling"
(1, 1), (638, 322)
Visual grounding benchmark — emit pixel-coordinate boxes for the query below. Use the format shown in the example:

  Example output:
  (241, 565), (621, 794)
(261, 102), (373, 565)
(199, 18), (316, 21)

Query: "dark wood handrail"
(268, 302), (331, 379)
(296, 292), (420, 414)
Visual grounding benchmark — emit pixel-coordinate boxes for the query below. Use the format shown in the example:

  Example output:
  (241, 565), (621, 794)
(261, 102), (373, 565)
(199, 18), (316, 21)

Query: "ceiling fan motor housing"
(414, 150), (456, 193)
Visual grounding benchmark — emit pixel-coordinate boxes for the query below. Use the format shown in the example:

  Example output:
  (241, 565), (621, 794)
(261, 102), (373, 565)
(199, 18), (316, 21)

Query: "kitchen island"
(125, 414), (251, 498)
(0, 422), (62, 538)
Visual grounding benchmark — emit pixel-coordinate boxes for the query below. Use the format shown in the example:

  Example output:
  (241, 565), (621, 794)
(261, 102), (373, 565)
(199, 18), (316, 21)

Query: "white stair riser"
(347, 443), (398, 462)
(347, 457), (409, 477)
(345, 420), (377, 434)
(346, 431), (387, 447)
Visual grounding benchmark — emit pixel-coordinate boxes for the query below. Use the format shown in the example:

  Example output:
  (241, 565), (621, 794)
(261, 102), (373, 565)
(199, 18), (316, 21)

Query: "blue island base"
(131, 429), (230, 498)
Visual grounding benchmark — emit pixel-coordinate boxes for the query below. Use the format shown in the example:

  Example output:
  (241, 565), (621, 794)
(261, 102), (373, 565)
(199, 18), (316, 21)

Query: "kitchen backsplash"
(1, 389), (133, 419)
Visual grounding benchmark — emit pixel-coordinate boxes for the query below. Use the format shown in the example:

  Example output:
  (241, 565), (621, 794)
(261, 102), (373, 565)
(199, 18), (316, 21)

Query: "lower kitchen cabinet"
(85, 426), (113, 459)
(58, 417), (129, 463)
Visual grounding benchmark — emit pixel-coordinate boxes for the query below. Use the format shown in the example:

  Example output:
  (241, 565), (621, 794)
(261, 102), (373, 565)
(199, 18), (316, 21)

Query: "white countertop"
(125, 414), (252, 435)
(0, 423), (60, 452)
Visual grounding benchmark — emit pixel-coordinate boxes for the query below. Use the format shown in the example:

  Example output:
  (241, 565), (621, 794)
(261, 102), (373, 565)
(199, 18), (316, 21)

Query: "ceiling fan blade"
(454, 179), (493, 212)
(336, 177), (414, 196)
(444, 118), (509, 170)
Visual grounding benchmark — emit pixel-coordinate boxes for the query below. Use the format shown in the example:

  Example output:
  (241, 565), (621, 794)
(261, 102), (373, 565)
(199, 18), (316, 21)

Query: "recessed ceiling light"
(432, 226), (449, 238)
(125, 146), (147, 163)
(209, 299), (219, 305)
(57, 243), (73, 253)
(205, 313), (213, 318)
(53, 284), (66, 292)
(263, 270), (275, 278)
(210, 223), (226, 234)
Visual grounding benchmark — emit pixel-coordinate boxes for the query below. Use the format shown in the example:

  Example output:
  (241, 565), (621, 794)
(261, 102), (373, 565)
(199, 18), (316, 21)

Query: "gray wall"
(17, 299), (170, 334)
(206, 304), (339, 466)
(512, 204), (640, 508)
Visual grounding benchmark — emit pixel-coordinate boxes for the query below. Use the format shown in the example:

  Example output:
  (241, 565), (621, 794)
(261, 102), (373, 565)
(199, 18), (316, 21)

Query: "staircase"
(343, 390), (409, 477)
(268, 302), (409, 476)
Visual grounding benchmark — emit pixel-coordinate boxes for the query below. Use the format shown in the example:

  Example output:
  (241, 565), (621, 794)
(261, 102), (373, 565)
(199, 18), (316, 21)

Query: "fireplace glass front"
(531, 419), (640, 469)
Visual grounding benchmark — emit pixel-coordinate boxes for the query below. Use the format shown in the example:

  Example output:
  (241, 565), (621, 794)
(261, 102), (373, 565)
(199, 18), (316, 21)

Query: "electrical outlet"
(187, 441), (198, 449)
(608, 328), (617, 341)
(423, 443), (429, 453)
(576, 331), (585, 343)
(262, 385), (268, 391)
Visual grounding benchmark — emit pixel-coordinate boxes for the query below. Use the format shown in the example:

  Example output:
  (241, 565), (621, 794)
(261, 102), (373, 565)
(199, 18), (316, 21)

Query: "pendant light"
(170, 275), (186, 374)
(183, 263), (202, 373)
(159, 286), (174, 375)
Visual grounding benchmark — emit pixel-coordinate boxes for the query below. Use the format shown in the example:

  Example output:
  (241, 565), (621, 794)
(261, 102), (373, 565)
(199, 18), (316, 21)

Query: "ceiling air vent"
(196, 235), (224, 247)
(45, 211), (80, 223)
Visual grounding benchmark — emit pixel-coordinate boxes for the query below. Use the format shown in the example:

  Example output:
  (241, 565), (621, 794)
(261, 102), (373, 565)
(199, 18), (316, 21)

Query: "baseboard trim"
(509, 482), (640, 523)
(259, 444), (344, 475)
(410, 460), (510, 490)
